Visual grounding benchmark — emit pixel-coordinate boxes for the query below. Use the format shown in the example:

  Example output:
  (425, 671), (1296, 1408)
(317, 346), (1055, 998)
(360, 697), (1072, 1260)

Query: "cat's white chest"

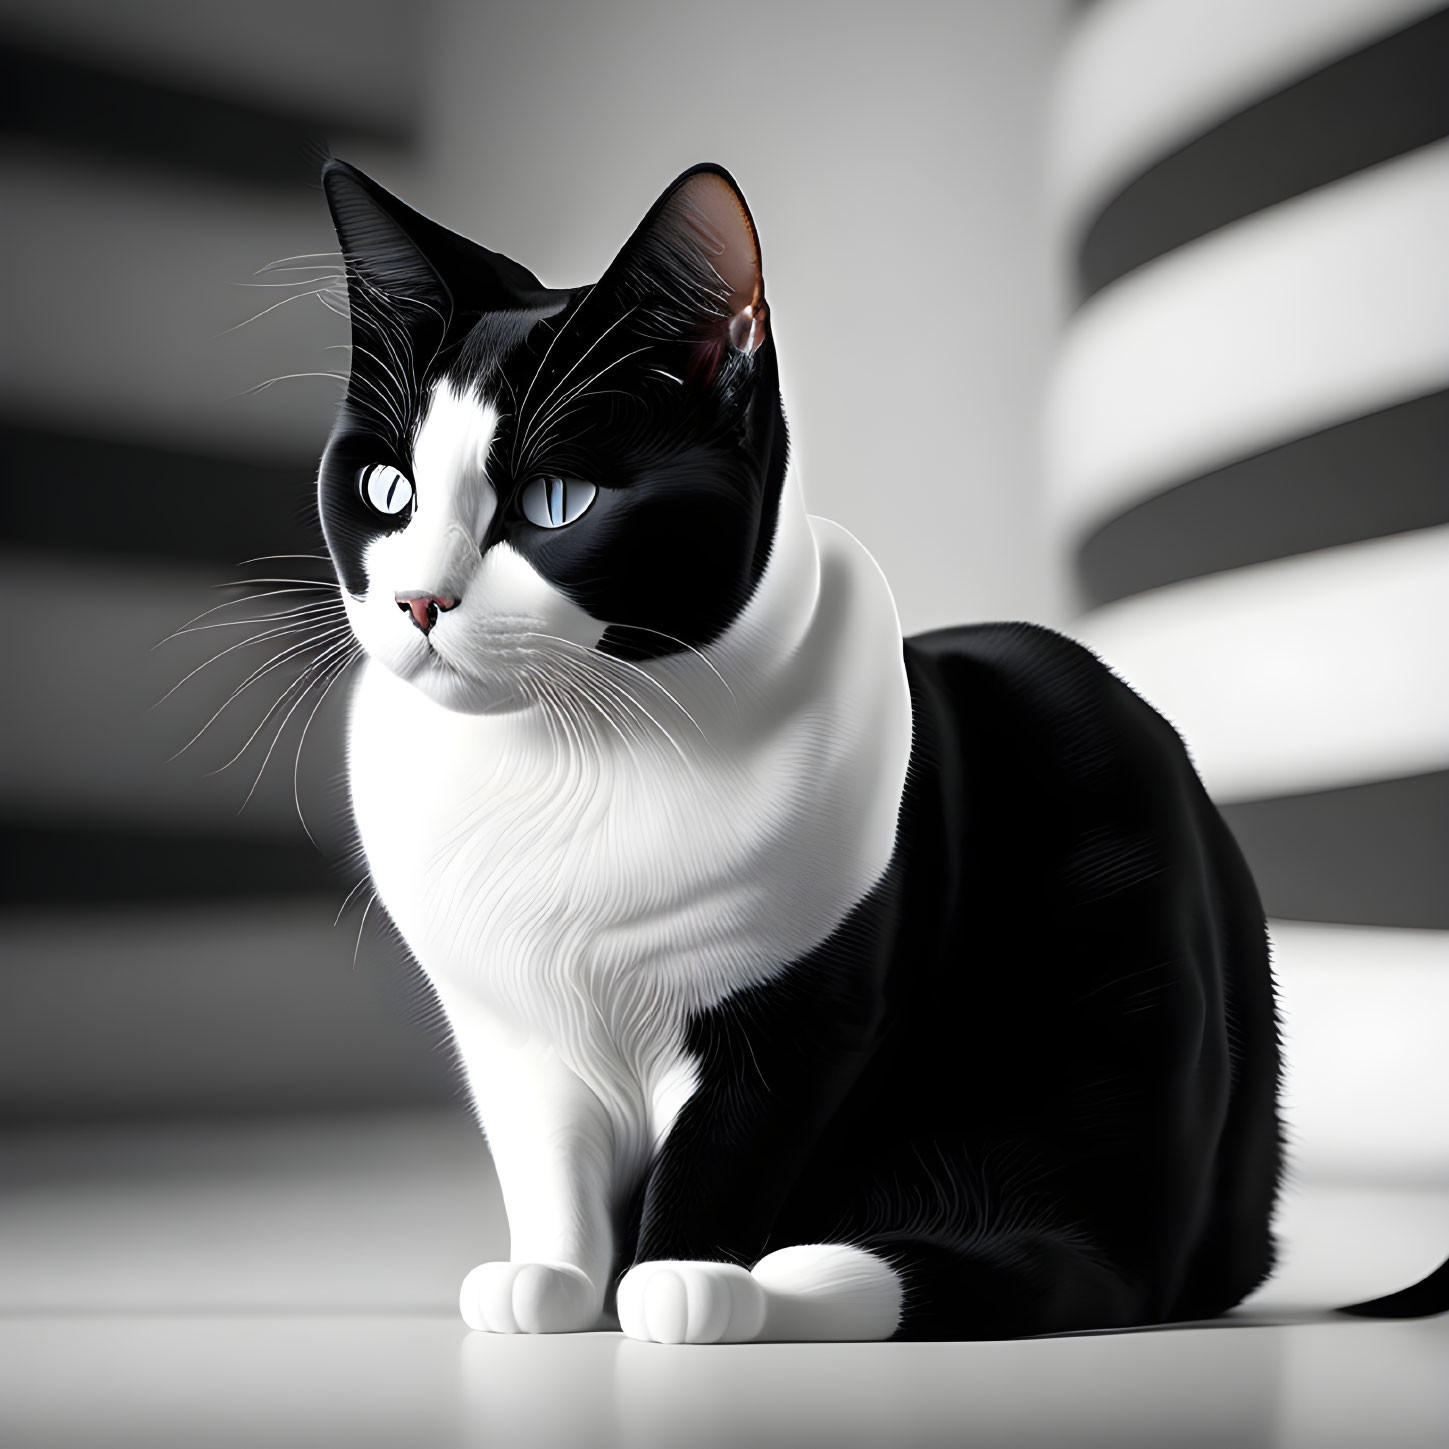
(345, 511), (912, 1170)
(347, 654), (892, 1028)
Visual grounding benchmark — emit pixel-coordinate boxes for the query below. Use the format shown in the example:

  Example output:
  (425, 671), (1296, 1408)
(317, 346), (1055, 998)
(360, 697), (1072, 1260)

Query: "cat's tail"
(1338, 1254), (1449, 1319)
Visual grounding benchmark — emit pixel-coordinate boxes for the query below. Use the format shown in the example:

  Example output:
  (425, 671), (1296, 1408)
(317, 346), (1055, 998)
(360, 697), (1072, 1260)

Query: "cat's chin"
(392, 653), (533, 716)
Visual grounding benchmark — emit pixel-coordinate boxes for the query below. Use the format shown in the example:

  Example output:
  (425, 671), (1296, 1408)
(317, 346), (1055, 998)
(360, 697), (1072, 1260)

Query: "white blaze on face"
(342, 379), (606, 714)
(396, 380), (499, 591)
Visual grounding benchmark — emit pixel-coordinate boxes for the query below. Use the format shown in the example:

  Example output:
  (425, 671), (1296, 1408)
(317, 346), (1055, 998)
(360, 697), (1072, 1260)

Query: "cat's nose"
(395, 592), (458, 635)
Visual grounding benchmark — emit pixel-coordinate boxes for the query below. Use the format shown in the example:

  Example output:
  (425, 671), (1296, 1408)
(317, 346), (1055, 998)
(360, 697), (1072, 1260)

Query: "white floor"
(2, 1111), (1445, 1449)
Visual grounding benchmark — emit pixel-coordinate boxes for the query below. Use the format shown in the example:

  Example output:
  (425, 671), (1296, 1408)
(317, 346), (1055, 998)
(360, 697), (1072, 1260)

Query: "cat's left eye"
(521, 476), (596, 529)
(362, 463), (414, 516)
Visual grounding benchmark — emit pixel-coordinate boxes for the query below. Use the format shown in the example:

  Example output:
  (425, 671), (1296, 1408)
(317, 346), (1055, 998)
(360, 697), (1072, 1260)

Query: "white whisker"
(512, 305), (638, 467)
(239, 638), (359, 812)
(223, 286), (341, 333)
(169, 624), (353, 757)
(607, 623), (738, 707)
(157, 585), (340, 646)
(243, 372), (348, 395)
(353, 891), (378, 968)
(292, 643), (362, 846)
(154, 615), (344, 706)
(257, 251), (343, 273)
(334, 873), (372, 927)
(167, 601), (343, 640)
(523, 633), (696, 763)
(209, 632), (357, 777)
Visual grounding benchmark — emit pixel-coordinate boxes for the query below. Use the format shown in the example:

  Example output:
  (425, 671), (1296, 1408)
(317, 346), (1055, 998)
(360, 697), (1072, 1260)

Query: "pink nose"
(395, 592), (458, 635)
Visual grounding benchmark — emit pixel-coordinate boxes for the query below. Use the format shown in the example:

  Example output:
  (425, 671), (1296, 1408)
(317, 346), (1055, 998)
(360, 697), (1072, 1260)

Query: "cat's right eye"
(361, 464), (414, 516)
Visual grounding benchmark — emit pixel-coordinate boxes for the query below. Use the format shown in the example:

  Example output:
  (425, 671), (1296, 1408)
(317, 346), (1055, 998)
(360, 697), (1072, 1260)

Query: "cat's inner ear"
(622, 166), (769, 360)
(322, 160), (452, 325)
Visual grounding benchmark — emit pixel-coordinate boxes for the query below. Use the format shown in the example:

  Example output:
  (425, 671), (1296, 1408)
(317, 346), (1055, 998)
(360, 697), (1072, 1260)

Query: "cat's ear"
(604, 164), (769, 372)
(321, 158), (548, 321)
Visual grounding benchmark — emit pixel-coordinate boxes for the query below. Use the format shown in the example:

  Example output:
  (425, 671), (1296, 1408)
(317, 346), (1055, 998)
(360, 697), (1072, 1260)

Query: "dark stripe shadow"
(1222, 772), (1449, 929)
(1076, 7), (1449, 301)
(0, 40), (411, 187)
(0, 425), (326, 569)
(1075, 391), (1449, 611)
(0, 820), (342, 910)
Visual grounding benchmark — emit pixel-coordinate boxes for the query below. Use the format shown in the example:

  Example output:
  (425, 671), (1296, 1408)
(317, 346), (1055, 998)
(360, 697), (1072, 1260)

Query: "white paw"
(616, 1260), (767, 1344)
(459, 1260), (600, 1333)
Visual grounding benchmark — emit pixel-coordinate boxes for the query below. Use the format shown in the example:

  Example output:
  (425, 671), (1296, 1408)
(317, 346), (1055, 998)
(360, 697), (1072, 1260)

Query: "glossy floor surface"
(3, 1112), (1446, 1448)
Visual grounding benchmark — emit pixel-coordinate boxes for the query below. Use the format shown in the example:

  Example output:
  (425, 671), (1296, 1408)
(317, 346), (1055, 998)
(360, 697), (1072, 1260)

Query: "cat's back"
(904, 619), (1192, 799)
(894, 617), (1271, 1052)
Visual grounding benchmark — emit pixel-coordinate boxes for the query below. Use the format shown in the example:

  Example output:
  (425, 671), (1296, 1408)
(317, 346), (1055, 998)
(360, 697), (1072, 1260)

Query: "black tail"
(1338, 1254), (1449, 1319)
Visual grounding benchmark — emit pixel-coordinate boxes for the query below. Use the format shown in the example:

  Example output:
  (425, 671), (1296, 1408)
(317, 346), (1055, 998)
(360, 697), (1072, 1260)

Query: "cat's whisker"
(607, 624), (738, 708)
(344, 341), (412, 437)
(238, 274), (344, 288)
(577, 669), (698, 764)
(291, 643), (363, 846)
(236, 554), (335, 566)
(214, 577), (343, 590)
(520, 631), (693, 725)
(209, 632), (357, 778)
(523, 634), (694, 764)
(243, 372), (349, 395)
(539, 360), (647, 434)
(513, 308), (640, 467)
(517, 334), (646, 466)
(156, 585), (340, 646)
(356, 282), (435, 379)
(531, 654), (635, 755)
(520, 646), (647, 757)
(522, 388), (641, 464)
(167, 601), (344, 640)
(169, 624), (354, 758)
(529, 667), (593, 759)
(353, 890), (378, 969)
(176, 628), (353, 762)
(224, 287), (343, 333)
(581, 644), (710, 743)
(154, 614), (345, 706)
(509, 319), (571, 464)
(357, 324), (413, 412)
(524, 360), (642, 455)
(256, 250), (343, 273)
(239, 637), (360, 813)
(345, 388), (405, 443)
(334, 872), (372, 927)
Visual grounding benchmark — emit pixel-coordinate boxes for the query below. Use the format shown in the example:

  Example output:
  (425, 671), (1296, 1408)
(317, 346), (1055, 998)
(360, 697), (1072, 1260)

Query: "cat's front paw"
(459, 1261), (600, 1333)
(616, 1260), (767, 1344)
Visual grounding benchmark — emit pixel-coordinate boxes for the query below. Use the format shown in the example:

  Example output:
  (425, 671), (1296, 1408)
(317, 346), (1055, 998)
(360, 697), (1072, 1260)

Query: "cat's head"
(317, 160), (787, 715)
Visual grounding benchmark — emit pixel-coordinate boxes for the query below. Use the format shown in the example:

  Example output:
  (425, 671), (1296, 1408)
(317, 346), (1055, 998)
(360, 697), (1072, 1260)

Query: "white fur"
(346, 379), (912, 1336)
(616, 1245), (902, 1343)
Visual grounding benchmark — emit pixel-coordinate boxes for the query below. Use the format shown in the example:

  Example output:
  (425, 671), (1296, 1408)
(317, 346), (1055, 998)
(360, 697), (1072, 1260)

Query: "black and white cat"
(315, 159), (1284, 1342)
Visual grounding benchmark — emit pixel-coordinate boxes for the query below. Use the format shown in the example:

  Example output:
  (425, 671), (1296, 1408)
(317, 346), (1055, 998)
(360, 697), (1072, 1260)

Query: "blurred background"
(1, 1), (1445, 1444)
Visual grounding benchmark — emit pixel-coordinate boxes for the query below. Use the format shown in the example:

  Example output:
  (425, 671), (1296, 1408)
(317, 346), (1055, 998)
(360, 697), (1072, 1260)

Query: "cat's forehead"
(413, 380), (500, 494)
(448, 296), (577, 397)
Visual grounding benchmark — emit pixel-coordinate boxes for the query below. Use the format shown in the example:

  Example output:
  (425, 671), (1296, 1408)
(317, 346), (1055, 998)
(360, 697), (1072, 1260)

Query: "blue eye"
(362, 464), (413, 516)
(521, 475), (596, 529)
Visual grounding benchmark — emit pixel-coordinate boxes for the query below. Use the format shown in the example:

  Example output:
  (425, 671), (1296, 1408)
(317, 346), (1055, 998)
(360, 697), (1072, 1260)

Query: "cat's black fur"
(319, 158), (1293, 1339)
(630, 624), (1282, 1337)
